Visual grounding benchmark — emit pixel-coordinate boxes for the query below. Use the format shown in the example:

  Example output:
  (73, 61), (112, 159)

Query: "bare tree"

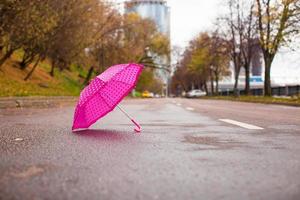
(226, 0), (245, 95)
(221, 0), (260, 95)
(241, 2), (257, 95)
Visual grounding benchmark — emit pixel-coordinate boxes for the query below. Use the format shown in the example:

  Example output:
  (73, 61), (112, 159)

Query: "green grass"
(203, 95), (300, 106)
(0, 51), (85, 97)
(0, 75), (80, 96)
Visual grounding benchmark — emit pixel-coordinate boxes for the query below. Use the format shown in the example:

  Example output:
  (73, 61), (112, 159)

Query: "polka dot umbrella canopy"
(72, 63), (143, 132)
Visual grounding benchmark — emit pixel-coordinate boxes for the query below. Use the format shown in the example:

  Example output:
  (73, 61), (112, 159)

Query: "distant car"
(142, 91), (153, 98)
(186, 89), (206, 98)
(154, 94), (161, 98)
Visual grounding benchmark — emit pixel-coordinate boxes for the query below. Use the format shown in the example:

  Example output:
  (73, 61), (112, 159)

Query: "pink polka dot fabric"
(72, 63), (143, 131)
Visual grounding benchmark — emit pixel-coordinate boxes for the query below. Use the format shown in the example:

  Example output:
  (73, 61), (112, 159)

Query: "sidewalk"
(0, 96), (78, 109)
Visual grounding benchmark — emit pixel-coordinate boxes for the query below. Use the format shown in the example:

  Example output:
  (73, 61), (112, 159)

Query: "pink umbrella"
(72, 63), (143, 132)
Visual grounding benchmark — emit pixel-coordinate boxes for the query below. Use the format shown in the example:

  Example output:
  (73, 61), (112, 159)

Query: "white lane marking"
(186, 107), (195, 111)
(176, 103), (182, 106)
(219, 119), (264, 130)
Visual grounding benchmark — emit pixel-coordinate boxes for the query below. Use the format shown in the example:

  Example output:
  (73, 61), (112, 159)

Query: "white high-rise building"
(125, 0), (171, 95)
(125, 0), (170, 37)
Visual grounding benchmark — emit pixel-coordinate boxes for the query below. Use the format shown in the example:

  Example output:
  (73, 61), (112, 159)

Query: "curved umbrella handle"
(117, 105), (142, 133)
(131, 119), (141, 133)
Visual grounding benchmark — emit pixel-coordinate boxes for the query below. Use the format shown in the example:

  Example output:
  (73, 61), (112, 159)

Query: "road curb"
(0, 96), (78, 109)
(201, 97), (300, 107)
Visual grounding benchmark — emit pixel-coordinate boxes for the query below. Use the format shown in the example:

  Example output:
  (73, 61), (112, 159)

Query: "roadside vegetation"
(0, 0), (170, 97)
(172, 0), (300, 97)
(0, 51), (83, 96)
(203, 95), (300, 106)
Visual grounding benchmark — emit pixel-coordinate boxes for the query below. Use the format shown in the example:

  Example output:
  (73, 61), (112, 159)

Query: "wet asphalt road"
(0, 98), (300, 200)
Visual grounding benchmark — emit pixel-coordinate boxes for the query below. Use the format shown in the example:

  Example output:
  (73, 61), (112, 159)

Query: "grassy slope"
(0, 51), (86, 97)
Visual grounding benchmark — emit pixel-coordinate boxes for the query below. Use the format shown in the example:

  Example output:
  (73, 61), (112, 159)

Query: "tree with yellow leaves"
(256, 0), (300, 96)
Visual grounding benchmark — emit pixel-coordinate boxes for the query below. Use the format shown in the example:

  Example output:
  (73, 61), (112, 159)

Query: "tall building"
(251, 43), (263, 77)
(125, 0), (170, 37)
(125, 0), (171, 95)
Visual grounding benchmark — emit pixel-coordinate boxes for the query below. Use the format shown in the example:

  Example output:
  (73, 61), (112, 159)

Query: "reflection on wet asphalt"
(0, 99), (300, 200)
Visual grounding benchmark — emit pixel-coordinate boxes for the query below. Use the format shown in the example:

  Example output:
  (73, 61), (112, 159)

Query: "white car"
(154, 94), (161, 98)
(186, 89), (206, 98)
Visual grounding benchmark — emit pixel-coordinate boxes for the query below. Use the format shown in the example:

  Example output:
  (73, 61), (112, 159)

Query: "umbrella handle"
(131, 119), (141, 133)
(117, 105), (141, 133)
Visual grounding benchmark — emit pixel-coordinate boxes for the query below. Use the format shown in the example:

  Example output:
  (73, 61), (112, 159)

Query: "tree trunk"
(204, 81), (208, 95)
(20, 59), (27, 70)
(210, 78), (214, 96)
(50, 65), (55, 77)
(179, 81), (187, 93)
(84, 66), (94, 86)
(215, 74), (219, 96)
(20, 57), (34, 70)
(210, 69), (214, 95)
(50, 60), (56, 77)
(233, 68), (240, 96)
(216, 76), (219, 95)
(20, 55), (35, 70)
(0, 49), (14, 67)
(264, 60), (272, 96)
(245, 64), (250, 95)
(24, 57), (41, 81)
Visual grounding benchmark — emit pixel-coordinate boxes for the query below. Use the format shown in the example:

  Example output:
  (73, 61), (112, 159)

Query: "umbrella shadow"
(73, 129), (132, 141)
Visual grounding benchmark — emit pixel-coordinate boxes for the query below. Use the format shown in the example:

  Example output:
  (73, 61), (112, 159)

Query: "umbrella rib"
(97, 79), (134, 109)
(99, 93), (112, 109)
(111, 79), (131, 86)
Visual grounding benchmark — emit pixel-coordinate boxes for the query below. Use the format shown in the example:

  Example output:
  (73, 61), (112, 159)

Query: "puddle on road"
(0, 164), (57, 181)
(10, 165), (44, 179)
(183, 135), (246, 151)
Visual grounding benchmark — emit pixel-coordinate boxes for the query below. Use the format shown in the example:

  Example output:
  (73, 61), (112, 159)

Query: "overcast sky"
(168, 0), (222, 47)
(115, 0), (222, 47)
(114, 0), (300, 82)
